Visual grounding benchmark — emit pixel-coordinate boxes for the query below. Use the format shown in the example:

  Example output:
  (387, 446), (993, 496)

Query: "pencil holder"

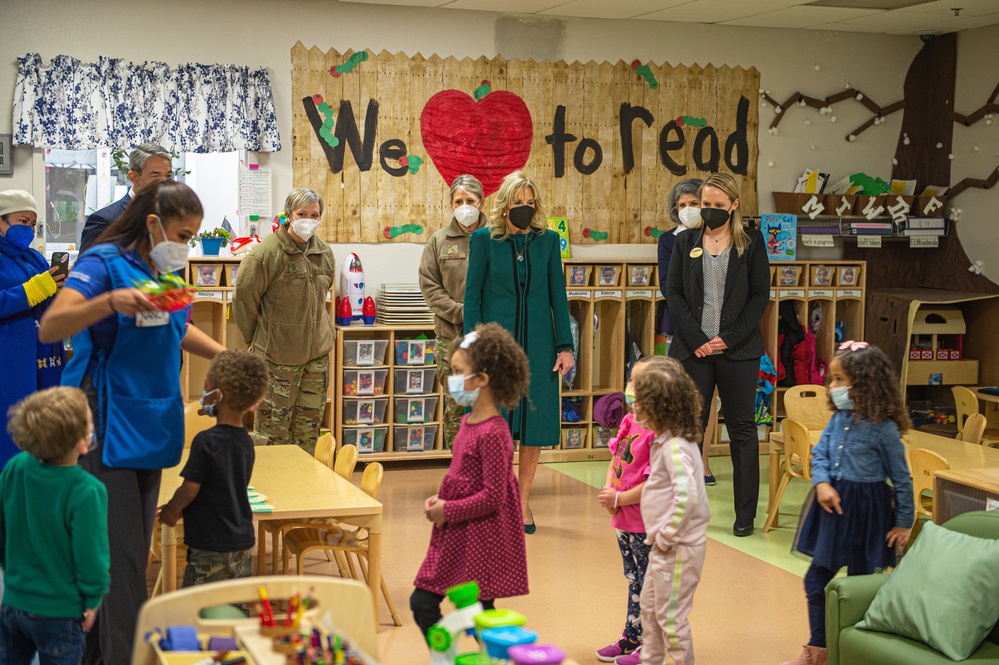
(261, 621), (299, 638)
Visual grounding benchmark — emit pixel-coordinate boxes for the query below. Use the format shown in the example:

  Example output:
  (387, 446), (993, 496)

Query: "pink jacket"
(641, 432), (711, 550)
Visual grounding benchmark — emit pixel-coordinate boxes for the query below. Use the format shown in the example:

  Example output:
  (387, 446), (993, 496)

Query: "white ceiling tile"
(636, 0), (770, 22)
(343, 0), (448, 5)
(896, 0), (999, 18)
(825, 10), (940, 31)
(538, 0), (689, 19)
(721, 5), (883, 28)
(441, 0), (568, 10)
(887, 13), (999, 33)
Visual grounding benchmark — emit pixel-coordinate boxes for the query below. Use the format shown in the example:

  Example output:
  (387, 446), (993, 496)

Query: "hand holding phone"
(50, 252), (70, 285)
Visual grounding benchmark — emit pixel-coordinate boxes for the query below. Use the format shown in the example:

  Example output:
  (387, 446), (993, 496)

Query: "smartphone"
(50, 251), (70, 279)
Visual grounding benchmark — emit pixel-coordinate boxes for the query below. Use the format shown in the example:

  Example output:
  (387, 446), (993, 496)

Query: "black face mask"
(700, 207), (731, 230)
(508, 205), (535, 230)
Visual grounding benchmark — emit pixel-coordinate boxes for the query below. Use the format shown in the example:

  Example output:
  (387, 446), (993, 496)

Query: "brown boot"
(780, 645), (828, 665)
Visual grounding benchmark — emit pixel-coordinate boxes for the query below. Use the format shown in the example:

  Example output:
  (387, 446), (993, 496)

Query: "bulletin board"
(291, 43), (760, 244)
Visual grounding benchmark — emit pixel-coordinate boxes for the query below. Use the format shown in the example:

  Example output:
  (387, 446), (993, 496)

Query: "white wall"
(5, 0), (991, 290)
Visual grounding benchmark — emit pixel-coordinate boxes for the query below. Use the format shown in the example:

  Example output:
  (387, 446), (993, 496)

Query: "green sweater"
(0, 452), (109, 616)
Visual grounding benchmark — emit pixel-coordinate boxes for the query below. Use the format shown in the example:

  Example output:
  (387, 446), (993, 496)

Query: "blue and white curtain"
(13, 53), (281, 152)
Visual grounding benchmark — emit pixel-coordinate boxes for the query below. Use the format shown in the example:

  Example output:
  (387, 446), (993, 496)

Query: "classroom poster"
(761, 213), (797, 261)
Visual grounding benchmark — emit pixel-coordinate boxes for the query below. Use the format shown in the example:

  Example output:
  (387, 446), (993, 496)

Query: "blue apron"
(62, 245), (186, 469)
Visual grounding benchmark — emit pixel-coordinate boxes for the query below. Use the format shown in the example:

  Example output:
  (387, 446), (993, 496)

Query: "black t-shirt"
(180, 424), (255, 551)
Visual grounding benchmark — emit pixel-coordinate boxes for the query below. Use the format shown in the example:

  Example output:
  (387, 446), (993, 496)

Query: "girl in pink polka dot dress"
(411, 323), (531, 636)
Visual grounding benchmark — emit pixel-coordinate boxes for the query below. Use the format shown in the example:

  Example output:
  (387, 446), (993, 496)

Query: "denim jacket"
(811, 410), (915, 528)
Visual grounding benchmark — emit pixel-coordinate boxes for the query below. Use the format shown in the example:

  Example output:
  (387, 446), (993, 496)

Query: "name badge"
(689, 247), (703, 258)
(136, 310), (169, 327)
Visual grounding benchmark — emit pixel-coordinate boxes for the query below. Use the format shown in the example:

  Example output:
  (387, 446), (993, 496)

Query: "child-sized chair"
(183, 401), (214, 449)
(908, 447), (950, 542)
(131, 576), (377, 665)
(763, 419), (813, 533)
(283, 463), (402, 626)
(960, 413), (987, 445)
(258, 441), (356, 576)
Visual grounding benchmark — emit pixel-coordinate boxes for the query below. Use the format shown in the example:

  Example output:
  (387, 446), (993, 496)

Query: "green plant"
(189, 227), (232, 248)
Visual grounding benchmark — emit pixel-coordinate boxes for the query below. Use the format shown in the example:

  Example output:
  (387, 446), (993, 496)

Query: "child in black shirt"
(159, 350), (269, 587)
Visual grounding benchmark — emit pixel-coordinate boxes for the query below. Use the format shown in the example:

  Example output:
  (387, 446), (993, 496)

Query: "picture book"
(762, 214), (797, 261)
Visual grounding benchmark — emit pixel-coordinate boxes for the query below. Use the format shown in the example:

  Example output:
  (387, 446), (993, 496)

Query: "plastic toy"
(272, 213), (286, 234)
(339, 252), (365, 321)
(426, 582), (484, 665)
(133, 274), (196, 312)
(336, 297), (353, 327)
(229, 235), (261, 255)
(362, 296), (376, 325)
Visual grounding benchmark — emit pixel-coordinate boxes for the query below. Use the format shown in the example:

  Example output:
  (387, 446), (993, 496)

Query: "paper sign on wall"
(547, 217), (571, 259)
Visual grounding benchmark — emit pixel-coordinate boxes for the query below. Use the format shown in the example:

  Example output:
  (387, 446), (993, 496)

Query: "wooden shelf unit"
(760, 260), (867, 430)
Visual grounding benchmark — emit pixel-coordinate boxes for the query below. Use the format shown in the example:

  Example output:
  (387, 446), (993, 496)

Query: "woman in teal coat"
(464, 171), (574, 534)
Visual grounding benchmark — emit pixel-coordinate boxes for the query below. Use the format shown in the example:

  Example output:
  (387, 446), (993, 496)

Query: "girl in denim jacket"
(782, 342), (914, 665)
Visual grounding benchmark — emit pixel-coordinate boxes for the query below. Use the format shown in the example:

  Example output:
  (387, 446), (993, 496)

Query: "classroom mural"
(291, 43), (760, 244)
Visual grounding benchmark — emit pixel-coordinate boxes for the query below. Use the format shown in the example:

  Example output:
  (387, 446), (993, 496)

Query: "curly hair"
(632, 357), (702, 442)
(7, 387), (90, 462)
(207, 350), (270, 412)
(451, 323), (531, 410)
(830, 345), (911, 433)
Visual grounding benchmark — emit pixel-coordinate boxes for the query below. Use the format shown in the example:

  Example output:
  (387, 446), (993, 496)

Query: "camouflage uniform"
(182, 546), (254, 588)
(434, 336), (464, 449)
(255, 355), (330, 454)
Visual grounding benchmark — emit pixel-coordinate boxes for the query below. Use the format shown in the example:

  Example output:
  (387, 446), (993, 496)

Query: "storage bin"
(394, 339), (436, 366)
(394, 367), (436, 395)
(342, 369), (388, 396)
(394, 424), (438, 452)
(342, 426), (388, 454)
(343, 339), (389, 366)
(342, 397), (389, 425)
(394, 396), (439, 424)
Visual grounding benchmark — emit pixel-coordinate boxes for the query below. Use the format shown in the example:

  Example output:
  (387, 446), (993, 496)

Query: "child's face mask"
(200, 388), (223, 418)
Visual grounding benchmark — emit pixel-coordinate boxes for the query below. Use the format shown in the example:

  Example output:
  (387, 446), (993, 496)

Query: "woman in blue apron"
(39, 179), (224, 665)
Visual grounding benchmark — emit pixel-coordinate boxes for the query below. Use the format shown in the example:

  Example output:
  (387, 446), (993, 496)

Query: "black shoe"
(733, 522), (755, 537)
(524, 521), (536, 535)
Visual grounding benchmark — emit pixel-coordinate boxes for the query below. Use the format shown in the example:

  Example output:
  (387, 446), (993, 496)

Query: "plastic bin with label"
(394, 424), (438, 452)
(342, 426), (388, 454)
(394, 367), (436, 395)
(342, 397), (389, 425)
(394, 396), (439, 424)
(343, 369), (388, 396)
(394, 338), (436, 366)
(343, 339), (389, 366)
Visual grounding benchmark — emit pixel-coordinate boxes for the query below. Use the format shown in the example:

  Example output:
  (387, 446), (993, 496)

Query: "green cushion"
(857, 521), (999, 660)
(842, 627), (999, 665)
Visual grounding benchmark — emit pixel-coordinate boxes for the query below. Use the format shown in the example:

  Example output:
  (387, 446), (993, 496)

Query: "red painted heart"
(420, 90), (534, 197)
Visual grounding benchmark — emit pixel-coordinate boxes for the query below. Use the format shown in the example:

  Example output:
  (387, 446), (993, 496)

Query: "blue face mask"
(200, 388), (222, 418)
(447, 373), (479, 407)
(3, 223), (35, 250)
(830, 385), (854, 411)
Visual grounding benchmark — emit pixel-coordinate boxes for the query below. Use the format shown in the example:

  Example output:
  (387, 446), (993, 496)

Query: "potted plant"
(190, 228), (232, 256)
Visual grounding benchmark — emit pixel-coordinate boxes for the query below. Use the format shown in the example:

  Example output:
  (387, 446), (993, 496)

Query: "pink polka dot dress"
(414, 414), (529, 600)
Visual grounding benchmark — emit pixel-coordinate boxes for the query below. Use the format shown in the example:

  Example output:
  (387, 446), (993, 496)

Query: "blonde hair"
(284, 188), (324, 218)
(700, 173), (751, 257)
(7, 387), (90, 462)
(488, 171), (547, 240)
(450, 175), (484, 203)
(632, 358), (702, 442)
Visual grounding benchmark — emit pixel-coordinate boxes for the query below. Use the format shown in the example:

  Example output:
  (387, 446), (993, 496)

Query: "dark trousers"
(81, 379), (161, 665)
(683, 354), (760, 525)
(410, 588), (496, 637)
(804, 562), (872, 648)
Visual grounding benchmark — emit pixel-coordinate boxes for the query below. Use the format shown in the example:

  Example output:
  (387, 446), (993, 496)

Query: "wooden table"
(158, 445), (383, 616)
(766, 425), (999, 524)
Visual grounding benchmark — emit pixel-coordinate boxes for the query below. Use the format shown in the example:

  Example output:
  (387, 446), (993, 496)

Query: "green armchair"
(826, 511), (999, 665)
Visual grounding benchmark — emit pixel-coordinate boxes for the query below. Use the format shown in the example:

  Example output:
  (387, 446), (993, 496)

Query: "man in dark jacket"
(78, 143), (172, 253)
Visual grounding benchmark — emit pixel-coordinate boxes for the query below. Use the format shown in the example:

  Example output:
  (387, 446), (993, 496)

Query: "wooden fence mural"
(291, 43), (760, 244)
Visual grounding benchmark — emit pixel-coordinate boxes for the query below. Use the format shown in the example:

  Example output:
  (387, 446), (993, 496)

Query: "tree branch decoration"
(760, 88), (904, 142)
(951, 81), (999, 126)
(948, 163), (999, 198)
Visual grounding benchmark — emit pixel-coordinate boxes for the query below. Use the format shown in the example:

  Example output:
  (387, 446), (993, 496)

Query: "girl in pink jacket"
(631, 357), (711, 665)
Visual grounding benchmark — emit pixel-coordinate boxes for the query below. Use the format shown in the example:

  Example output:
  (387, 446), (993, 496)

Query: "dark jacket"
(665, 226), (770, 362)
(80, 194), (130, 254)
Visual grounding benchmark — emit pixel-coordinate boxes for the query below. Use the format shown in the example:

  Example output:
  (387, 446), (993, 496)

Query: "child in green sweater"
(0, 386), (110, 665)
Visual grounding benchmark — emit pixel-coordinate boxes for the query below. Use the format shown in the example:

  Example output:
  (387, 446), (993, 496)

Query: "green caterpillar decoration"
(317, 101), (340, 148)
(383, 224), (425, 239)
(330, 51), (369, 77)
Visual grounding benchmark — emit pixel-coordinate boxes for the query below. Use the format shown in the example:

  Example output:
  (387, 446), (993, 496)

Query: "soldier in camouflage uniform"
(418, 175), (487, 449)
(232, 188), (335, 454)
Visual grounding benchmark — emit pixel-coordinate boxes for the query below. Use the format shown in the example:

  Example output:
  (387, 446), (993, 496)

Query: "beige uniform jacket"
(232, 225), (335, 366)
(418, 215), (485, 339)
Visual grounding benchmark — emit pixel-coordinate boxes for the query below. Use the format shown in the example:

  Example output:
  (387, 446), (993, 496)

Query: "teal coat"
(464, 227), (573, 447)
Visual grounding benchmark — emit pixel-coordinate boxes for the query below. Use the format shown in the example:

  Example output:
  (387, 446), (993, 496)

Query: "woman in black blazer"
(665, 172), (770, 536)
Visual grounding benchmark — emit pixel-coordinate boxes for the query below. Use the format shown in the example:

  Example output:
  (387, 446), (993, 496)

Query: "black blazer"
(80, 194), (131, 254)
(665, 226), (770, 362)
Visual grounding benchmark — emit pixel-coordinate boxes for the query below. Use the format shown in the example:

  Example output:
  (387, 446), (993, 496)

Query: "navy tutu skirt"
(793, 479), (897, 573)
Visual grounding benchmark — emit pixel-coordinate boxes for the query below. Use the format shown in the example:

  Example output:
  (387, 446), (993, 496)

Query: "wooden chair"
(961, 413), (987, 445)
(260, 443), (358, 576)
(767, 386), (831, 528)
(763, 419), (813, 533)
(908, 448), (950, 541)
(184, 401), (215, 449)
(284, 463), (401, 626)
(131, 575), (377, 665)
(920, 385), (979, 438)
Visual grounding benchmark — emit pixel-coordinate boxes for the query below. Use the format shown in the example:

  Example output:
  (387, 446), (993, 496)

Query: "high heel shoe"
(524, 521), (536, 535)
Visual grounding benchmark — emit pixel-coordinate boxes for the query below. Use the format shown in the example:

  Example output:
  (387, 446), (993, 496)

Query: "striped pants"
(640, 542), (706, 665)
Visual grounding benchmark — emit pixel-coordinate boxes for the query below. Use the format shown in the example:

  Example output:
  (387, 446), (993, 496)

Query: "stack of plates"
(377, 284), (434, 325)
